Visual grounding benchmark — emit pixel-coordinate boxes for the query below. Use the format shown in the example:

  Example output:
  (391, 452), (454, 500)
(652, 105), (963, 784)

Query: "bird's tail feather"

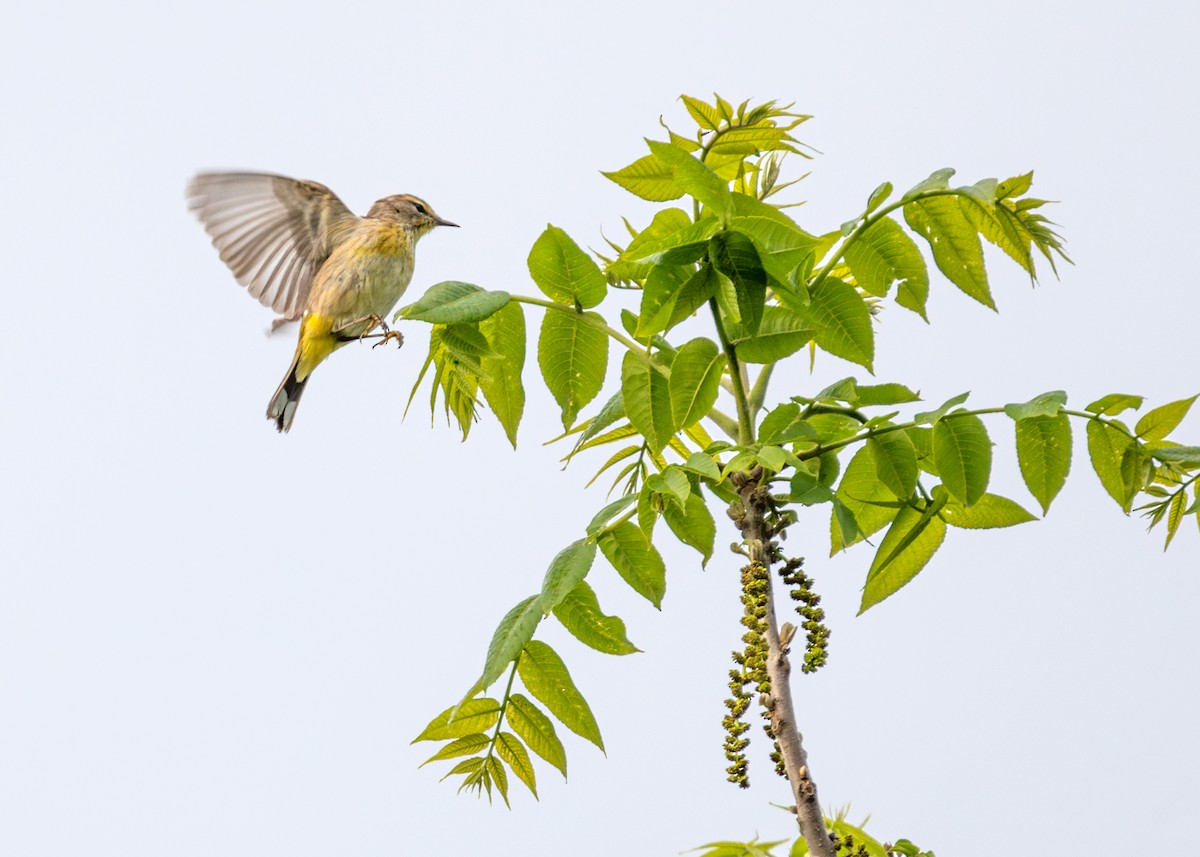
(266, 355), (309, 433)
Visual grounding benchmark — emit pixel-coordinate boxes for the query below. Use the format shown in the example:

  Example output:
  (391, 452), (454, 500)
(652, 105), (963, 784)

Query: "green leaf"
(540, 539), (598, 611)
(714, 94), (734, 122)
(728, 193), (820, 290)
(933, 413), (992, 506)
(478, 595), (543, 691)
(1119, 445), (1152, 513)
(413, 698), (501, 742)
(808, 276), (874, 370)
(666, 263), (721, 329)
(830, 445), (901, 554)
(902, 167), (956, 199)
(517, 641), (604, 751)
(585, 495), (637, 538)
(1086, 393), (1144, 416)
(635, 264), (691, 339)
(843, 217), (929, 308)
(866, 181), (894, 215)
(907, 426), (938, 475)
(401, 281), (512, 324)
(786, 469), (835, 506)
(598, 521), (667, 608)
(538, 310), (608, 429)
(489, 729), (537, 796)
(666, 129), (702, 152)
(961, 196), (1036, 277)
(960, 177), (1000, 202)
(1136, 395), (1197, 441)
(813, 377), (858, 403)
(420, 733), (491, 767)
(585, 444), (640, 489)
(1151, 446), (1200, 465)
(621, 352), (675, 455)
(894, 268), (930, 319)
(438, 322), (494, 361)
(601, 152), (682, 202)
(807, 412), (862, 443)
(479, 302), (526, 448)
(1014, 413), (1072, 513)
(442, 756), (485, 783)
(720, 450), (758, 481)
(625, 217), (721, 266)
(552, 580), (640, 655)
(710, 231), (768, 335)
(568, 391), (626, 458)
(673, 454), (717, 485)
(1004, 390), (1067, 421)
(607, 208), (692, 285)
(1164, 490), (1187, 550)
(755, 445), (789, 473)
(496, 732), (538, 798)
(860, 502), (948, 613)
(647, 467), (691, 507)
(636, 484), (658, 536)
(757, 403), (818, 446)
(696, 841), (789, 857)
(506, 693), (567, 779)
(868, 429), (918, 498)
(940, 492), (1037, 528)
(527, 226), (608, 308)
(726, 305), (815, 363)
(681, 94), (721, 130)
(646, 139), (733, 221)
(663, 492), (716, 566)
(709, 125), (801, 156)
(856, 383), (921, 406)
(997, 171), (1034, 199)
(914, 391), (970, 425)
(904, 195), (994, 309)
(670, 338), (725, 428)
(1087, 420), (1136, 511)
(486, 754), (510, 806)
(423, 323), (488, 440)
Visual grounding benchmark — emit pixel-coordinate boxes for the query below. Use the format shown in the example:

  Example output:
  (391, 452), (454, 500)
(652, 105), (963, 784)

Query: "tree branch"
(737, 473), (835, 857)
(709, 298), (755, 446)
(747, 364), (776, 418)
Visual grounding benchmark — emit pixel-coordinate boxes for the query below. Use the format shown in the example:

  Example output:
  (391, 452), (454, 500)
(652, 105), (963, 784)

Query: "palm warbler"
(186, 172), (457, 432)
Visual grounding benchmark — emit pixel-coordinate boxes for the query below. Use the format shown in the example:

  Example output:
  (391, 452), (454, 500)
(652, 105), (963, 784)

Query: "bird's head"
(368, 194), (458, 235)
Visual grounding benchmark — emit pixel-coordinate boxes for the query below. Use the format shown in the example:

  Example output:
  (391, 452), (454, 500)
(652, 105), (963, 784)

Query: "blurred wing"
(186, 172), (360, 320)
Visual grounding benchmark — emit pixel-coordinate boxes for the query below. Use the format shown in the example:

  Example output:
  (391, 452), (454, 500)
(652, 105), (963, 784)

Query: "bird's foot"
(371, 330), (405, 350)
(333, 314), (391, 343)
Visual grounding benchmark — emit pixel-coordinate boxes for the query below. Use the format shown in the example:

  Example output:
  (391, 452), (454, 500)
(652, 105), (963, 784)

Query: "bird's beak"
(435, 216), (459, 228)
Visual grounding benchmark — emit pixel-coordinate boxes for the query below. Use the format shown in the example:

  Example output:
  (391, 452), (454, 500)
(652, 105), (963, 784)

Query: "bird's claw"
(371, 330), (405, 350)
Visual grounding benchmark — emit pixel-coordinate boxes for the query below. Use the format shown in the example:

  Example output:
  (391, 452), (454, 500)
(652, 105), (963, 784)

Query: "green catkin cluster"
(722, 558), (771, 787)
(722, 660), (750, 787)
(778, 557), (830, 674)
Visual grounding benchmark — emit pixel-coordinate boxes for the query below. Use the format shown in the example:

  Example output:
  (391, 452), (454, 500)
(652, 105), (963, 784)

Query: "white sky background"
(2, 1), (1198, 854)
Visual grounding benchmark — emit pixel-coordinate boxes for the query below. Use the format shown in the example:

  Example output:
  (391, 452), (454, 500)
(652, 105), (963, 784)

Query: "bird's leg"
(333, 314), (390, 343)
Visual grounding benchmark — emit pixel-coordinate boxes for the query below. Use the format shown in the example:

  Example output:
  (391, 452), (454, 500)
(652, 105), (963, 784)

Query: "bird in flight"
(187, 172), (457, 432)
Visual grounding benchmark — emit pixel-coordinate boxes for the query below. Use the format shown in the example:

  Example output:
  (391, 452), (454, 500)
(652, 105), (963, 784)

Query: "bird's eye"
(414, 203), (428, 215)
